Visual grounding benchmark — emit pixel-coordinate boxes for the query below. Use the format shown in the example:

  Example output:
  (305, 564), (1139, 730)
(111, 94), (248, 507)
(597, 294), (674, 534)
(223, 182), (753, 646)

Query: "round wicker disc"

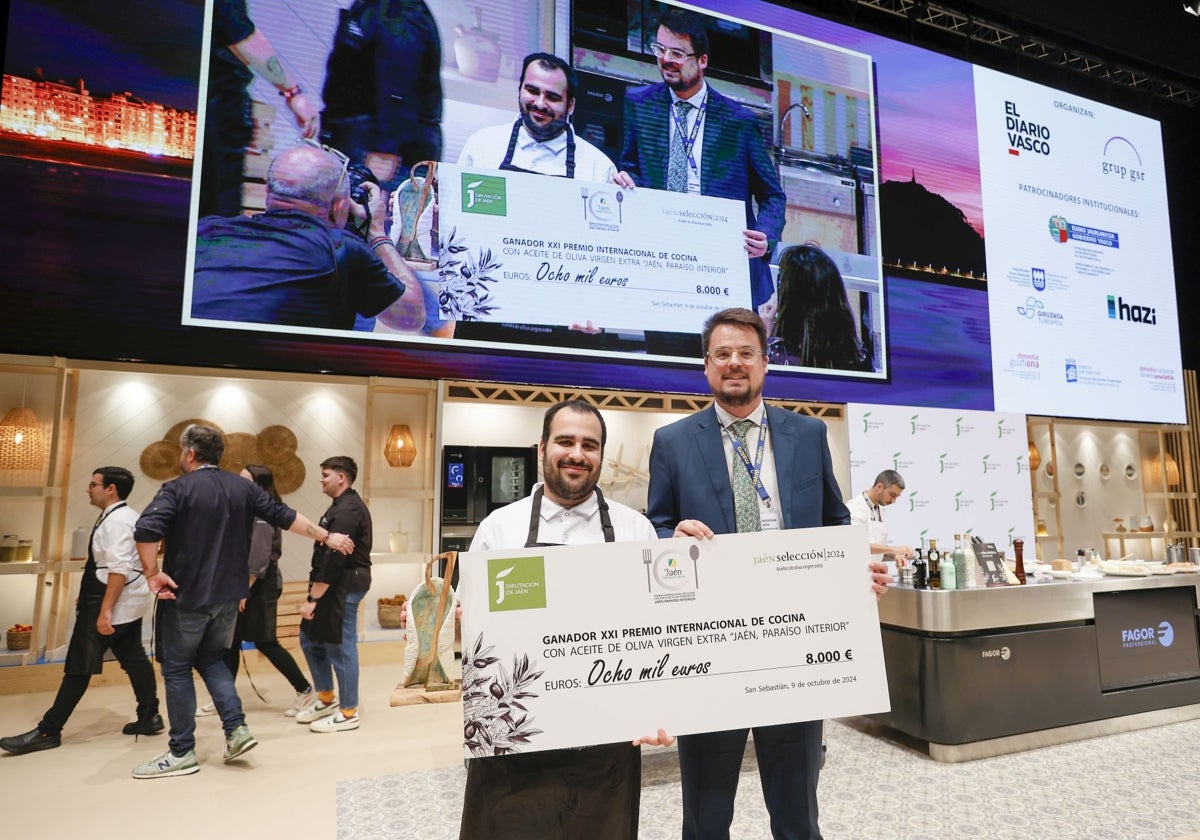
(272, 454), (306, 495)
(258, 424), (298, 460)
(165, 418), (224, 444)
(219, 432), (260, 474)
(140, 440), (183, 480)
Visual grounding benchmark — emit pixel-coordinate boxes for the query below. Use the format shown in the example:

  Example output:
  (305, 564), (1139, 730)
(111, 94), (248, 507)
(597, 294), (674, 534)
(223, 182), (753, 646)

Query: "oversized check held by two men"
(457, 525), (891, 757)
(436, 163), (750, 333)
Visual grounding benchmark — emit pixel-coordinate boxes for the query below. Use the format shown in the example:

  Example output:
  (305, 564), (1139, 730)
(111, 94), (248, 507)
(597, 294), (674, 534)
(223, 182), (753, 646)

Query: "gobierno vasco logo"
(1121, 621), (1174, 649)
(488, 555), (546, 612)
(462, 173), (507, 216)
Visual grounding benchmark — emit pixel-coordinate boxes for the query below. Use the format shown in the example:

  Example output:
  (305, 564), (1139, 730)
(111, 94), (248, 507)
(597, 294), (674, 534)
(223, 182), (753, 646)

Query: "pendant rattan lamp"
(0, 404), (47, 473)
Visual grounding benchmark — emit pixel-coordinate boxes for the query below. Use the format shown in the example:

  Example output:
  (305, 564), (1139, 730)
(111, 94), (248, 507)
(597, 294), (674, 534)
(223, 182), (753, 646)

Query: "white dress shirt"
(457, 121), (619, 183)
(92, 501), (153, 625)
(471, 484), (657, 551)
(712, 400), (781, 526)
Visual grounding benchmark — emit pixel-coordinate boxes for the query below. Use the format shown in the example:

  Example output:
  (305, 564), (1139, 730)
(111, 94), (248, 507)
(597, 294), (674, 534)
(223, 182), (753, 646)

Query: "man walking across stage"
(457, 398), (669, 840)
(1, 467), (161, 755)
(647, 308), (890, 839)
(131, 424), (354, 779)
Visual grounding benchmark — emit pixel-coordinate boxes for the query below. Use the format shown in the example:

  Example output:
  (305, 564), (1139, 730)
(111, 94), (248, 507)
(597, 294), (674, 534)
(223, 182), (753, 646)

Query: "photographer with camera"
(191, 143), (425, 333)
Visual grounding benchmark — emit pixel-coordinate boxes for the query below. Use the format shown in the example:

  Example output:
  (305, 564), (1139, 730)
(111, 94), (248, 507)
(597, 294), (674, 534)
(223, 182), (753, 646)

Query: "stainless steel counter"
(870, 575), (1200, 760)
(878, 574), (1200, 634)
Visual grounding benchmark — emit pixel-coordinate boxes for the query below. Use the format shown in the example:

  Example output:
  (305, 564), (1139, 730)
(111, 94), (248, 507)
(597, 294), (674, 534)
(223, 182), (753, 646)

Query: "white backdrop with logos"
(846, 403), (1035, 553)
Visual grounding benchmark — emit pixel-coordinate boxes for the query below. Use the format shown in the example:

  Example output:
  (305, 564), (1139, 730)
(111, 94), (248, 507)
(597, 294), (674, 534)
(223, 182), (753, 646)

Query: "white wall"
(441, 400), (851, 517)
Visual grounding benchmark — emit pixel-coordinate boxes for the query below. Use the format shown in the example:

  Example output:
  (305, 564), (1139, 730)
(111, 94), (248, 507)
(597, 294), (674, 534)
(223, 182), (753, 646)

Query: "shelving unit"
(1027, 418), (1063, 562)
(0, 360), (78, 665)
(1102, 530), (1200, 561)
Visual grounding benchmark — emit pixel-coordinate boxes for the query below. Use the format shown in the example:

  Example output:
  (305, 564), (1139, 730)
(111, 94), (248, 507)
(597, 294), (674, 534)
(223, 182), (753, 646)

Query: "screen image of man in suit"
(619, 8), (785, 312)
(646, 307), (891, 840)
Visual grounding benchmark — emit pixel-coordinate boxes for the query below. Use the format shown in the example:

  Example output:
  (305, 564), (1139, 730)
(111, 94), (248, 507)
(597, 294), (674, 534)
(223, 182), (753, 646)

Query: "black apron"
(66, 503), (135, 674)
(498, 118), (577, 178)
(458, 487), (640, 840)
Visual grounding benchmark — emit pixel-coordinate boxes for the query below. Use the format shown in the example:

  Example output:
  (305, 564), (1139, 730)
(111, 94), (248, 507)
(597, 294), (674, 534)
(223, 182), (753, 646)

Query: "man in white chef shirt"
(845, 469), (913, 575)
(457, 52), (624, 185)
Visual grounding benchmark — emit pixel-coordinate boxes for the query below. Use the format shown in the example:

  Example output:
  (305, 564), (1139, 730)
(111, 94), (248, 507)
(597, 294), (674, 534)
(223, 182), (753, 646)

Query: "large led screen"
(0, 0), (1186, 421)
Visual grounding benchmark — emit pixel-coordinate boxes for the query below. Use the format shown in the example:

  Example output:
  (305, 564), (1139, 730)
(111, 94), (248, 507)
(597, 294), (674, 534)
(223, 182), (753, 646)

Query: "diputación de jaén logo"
(488, 555), (547, 611)
(462, 173), (507, 216)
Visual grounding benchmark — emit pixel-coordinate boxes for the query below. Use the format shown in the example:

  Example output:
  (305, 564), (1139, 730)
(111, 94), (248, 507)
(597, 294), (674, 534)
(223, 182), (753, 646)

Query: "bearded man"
(457, 52), (622, 182)
(458, 399), (667, 840)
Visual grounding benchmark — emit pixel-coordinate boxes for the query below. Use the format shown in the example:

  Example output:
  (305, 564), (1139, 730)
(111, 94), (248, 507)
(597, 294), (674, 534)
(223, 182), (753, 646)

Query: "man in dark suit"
(618, 8), (786, 312)
(646, 307), (891, 840)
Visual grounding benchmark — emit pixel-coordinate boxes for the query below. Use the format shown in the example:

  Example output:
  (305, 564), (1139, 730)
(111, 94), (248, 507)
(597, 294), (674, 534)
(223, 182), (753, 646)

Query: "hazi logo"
(1004, 101), (1050, 156)
(1107, 295), (1156, 325)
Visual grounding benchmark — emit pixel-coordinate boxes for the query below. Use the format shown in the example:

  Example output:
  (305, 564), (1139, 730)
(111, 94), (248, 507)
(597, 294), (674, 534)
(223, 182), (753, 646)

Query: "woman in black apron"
(226, 466), (313, 701)
(458, 486), (640, 840)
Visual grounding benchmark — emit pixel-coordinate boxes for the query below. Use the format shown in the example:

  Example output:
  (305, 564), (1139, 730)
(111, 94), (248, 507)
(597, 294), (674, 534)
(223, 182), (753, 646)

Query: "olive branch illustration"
(462, 632), (545, 757)
(437, 226), (502, 321)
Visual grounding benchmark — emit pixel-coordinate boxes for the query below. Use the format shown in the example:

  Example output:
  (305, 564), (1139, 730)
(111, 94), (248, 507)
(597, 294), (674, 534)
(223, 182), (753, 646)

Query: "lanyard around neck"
(724, 412), (771, 508)
(671, 93), (707, 173)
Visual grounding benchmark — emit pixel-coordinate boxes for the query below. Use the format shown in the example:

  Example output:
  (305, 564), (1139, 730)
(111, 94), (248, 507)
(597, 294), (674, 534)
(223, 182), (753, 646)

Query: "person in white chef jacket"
(845, 469), (914, 572)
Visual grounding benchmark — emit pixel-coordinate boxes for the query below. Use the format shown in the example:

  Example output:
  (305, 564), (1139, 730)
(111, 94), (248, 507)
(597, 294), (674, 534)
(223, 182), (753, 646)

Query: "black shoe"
(122, 714), (164, 736)
(0, 728), (62, 755)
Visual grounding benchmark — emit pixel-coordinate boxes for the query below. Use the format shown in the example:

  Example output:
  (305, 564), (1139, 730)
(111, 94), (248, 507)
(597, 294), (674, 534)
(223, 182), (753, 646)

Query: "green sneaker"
(133, 749), (199, 779)
(223, 725), (258, 762)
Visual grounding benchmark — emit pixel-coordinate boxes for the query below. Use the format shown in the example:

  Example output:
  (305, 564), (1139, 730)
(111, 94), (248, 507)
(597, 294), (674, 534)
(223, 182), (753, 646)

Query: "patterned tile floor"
(338, 717), (1200, 839)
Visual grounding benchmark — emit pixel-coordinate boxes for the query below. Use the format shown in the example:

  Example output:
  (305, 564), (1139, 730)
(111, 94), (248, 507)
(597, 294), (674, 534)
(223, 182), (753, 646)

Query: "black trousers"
(222, 639), (310, 693)
(678, 720), (824, 840)
(39, 613), (158, 736)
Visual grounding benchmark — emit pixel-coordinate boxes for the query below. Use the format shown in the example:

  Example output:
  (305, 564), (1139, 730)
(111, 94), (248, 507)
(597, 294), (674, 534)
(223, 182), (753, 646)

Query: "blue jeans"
(300, 589), (364, 710)
(157, 600), (244, 755)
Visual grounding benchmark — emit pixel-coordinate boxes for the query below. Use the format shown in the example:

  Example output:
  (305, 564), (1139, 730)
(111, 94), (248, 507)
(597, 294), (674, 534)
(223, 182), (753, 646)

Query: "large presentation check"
(457, 525), (890, 757)
(436, 163), (750, 333)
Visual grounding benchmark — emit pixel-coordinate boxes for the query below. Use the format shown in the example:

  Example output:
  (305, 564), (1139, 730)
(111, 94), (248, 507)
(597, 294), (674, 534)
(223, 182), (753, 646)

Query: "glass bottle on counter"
(913, 549), (928, 588)
(952, 534), (968, 589)
(939, 543), (957, 590)
(962, 536), (980, 588)
(1012, 538), (1026, 585)
(928, 539), (942, 589)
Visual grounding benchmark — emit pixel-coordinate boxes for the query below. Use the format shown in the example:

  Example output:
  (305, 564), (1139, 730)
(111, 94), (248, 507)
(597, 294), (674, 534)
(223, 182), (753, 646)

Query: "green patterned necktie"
(729, 419), (761, 533)
(667, 100), (693, 193)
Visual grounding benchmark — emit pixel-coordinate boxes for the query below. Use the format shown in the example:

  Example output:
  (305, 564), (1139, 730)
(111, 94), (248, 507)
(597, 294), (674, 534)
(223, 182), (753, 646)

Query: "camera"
(346, 162), (380, 206)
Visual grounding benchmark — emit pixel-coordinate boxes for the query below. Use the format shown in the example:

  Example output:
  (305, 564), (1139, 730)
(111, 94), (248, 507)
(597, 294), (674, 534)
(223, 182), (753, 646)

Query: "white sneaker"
(132, 749), (199, 779)
(285, 688), (317, 718)
(195, 702), (217, 717)
(310, 710), (359, 733)
(295, 697), (338, 724)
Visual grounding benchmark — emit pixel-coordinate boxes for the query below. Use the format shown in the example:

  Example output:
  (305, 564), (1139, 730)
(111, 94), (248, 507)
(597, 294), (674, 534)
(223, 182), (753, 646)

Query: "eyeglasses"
(87, 481), (106, 489)
(707, 346), (765, 364)
(650, 42), (696, 63)
(298, 138), (350, 192)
